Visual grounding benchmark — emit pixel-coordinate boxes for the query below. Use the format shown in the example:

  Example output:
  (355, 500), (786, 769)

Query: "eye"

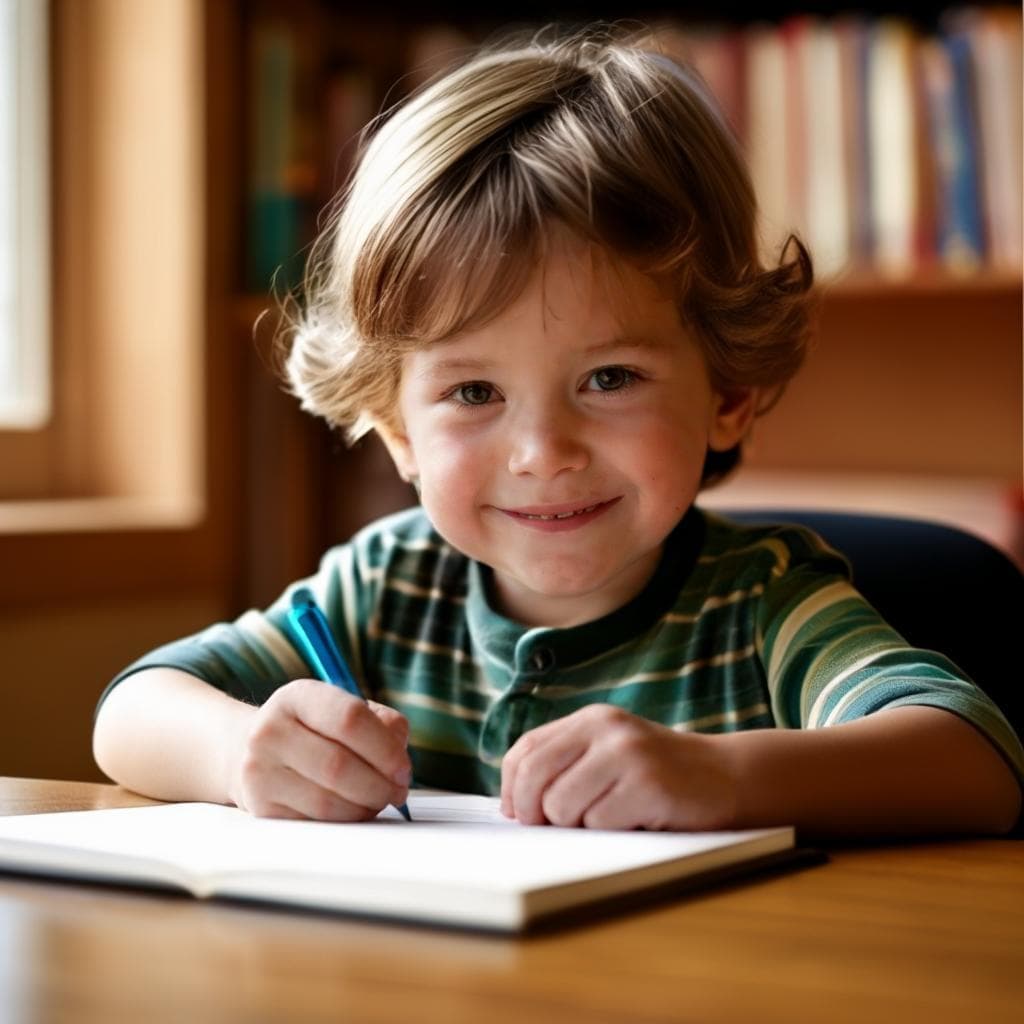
(450, 381), (495, 406)
(587, 366), (637, 392)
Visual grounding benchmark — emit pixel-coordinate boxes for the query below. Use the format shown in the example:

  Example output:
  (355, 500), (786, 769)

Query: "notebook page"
(0, 795), (791, 896)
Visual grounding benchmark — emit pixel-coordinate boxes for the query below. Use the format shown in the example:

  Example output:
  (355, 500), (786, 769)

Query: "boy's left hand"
(500, 704), (739, 831)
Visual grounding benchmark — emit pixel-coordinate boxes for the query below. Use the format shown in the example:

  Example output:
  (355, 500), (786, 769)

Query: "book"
(0, 791), (799, 933)
(865, 19), (921, 277)
(745, 23), (792, 263)
(920, 29), (985, 273)
(835, 16), (873, 269)
(780, 17), (811, 259)
(795, 17), (852, 278)
(951, 7), (1022, 271)
(245, 20), (317, 292)
(321, 65), (376, 198)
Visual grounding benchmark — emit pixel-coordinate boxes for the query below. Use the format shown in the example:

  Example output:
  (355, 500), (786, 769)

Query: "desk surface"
(1, 777), (1021, 1024)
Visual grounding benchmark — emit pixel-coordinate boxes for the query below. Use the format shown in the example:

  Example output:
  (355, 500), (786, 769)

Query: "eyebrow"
(414, 357), (494, 379)
(414, 335), (673, 379)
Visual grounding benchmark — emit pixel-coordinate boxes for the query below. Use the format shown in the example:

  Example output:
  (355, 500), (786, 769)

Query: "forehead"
(432, 233), (684, 354)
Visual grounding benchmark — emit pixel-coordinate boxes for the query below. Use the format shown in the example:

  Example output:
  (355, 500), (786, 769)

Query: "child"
(93, 28), (1022, 837)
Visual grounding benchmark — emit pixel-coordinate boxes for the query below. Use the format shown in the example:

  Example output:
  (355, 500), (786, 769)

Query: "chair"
(722, 509), (1024, 742)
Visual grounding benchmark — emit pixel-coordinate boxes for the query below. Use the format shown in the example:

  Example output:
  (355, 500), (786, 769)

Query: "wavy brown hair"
(283, 26), (815, 484)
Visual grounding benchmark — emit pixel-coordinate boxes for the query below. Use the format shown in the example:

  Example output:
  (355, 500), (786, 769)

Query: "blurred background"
(0, 0), (1020, 783)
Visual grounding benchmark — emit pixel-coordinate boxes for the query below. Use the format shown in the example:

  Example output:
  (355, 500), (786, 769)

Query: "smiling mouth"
(513, 504), (602, 521)
(500, 497), (619, 522)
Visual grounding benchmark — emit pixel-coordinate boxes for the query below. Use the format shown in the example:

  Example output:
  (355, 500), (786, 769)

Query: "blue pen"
(288, 587), (412, 821)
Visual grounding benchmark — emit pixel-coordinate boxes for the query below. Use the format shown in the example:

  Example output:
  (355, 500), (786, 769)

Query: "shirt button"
(530, 647), (555, 673)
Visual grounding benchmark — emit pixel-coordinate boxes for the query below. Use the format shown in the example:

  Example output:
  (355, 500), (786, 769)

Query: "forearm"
(93, 668), (255, 804)
(720, 705), (1022, 839)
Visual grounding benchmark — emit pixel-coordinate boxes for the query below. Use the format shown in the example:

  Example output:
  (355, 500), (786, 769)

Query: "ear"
(374, 419), (420, 484)
(708, 387), (759, 452)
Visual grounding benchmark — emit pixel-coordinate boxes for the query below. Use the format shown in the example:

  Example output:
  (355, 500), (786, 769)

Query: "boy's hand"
(500, 704), (739, 831)
(228, 678), (412, 821)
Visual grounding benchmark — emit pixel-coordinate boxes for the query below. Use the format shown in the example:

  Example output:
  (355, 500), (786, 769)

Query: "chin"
(513, 572), (614, 603)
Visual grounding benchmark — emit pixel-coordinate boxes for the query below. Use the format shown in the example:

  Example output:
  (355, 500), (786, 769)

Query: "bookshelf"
(217, 2), (1023, 603)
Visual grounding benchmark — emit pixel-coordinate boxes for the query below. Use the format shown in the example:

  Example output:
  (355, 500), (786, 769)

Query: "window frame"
(0, 0), (243, 611)
(0, 0), (51, 431)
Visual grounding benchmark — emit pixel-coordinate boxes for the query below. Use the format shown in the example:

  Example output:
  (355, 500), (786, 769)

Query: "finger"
(257, 802), (305, 820)
(284, 680), (411, 786)
(580, 781), (642, 831)
(500, 717), (567, 817)
(540, 752), (621, 829)
(283, 722), (409, 812)
(505, 727), (590, 826)
(256, 767), (382, 822)
(236, 743), (380, 821)
(502, 705), (623, 822)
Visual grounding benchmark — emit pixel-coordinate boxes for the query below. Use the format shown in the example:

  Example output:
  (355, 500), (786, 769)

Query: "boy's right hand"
(227, 678), (412, 821)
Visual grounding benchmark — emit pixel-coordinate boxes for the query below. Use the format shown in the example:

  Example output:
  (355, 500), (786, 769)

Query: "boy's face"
(381, 236), (755, 627)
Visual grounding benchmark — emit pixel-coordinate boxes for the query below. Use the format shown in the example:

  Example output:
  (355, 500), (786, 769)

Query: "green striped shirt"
(102, 505), (1024, 795)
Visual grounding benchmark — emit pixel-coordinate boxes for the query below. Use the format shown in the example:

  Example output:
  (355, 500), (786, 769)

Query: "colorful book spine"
(957, 7), (1023, 271)
(865, 19), (921, 277)
(797, 18), (851, 277)
(744, 23), (791, 262)
(246, 21), (318, 293)
(836, 16), (873, 268)
(944, 29), (985, 270)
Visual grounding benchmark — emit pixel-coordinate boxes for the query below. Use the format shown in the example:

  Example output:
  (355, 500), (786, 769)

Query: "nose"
(505, 402), (590, 480)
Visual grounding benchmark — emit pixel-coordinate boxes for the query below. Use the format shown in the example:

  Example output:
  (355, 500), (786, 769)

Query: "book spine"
(799, 19), (851, 278)
(745, 24), (790, 262)
(964, 8), (1023, 270)
(836, 17), (873, 268)
(941, 30), (985, 271)
(245, 21), (318, 293)
(321, 66), (376, 199)
(866, 19), (920, 277)
(781, 17), (811, 256)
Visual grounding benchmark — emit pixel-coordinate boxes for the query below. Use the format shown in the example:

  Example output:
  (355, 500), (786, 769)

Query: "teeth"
(520, 504), (599, 521)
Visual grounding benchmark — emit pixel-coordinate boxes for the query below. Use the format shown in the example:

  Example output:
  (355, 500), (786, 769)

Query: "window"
(0, 0), (50, 428)
(0, 0), (224, 614)
(0, 0), (206, 523)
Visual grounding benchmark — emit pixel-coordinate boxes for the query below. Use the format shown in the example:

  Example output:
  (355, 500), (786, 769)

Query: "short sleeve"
(756, 525), (1024, 785)
(95, 535), (379, 713)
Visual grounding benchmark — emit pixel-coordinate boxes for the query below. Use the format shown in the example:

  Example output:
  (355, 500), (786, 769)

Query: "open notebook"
(0, 791), (800, 931)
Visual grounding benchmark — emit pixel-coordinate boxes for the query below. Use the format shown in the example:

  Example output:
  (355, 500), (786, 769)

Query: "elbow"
(983, 779), (1023, 837)
(91, 699), (122, 785)
(92, 686), (144, 790)
(966, 745), (1023, 836)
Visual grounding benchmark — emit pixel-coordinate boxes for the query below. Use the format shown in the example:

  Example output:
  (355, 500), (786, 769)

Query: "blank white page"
(0, 792), (792, 895)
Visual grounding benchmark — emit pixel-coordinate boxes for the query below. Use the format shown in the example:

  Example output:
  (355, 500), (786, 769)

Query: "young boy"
(93, 30), (1023, 837)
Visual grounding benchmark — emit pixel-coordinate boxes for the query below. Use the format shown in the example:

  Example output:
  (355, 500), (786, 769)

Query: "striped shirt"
(102, 505), (1024, 795)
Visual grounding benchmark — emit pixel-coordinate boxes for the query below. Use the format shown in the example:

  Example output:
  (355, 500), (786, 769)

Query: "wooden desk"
(1, 778), (1021, 1024)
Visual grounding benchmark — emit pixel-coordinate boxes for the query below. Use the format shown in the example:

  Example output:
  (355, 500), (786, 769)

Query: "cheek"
(410, 425), (487, 503)
(412, 432), (494, 553)
(628, 417), (707, 506)
(627, 406), (709, 466)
